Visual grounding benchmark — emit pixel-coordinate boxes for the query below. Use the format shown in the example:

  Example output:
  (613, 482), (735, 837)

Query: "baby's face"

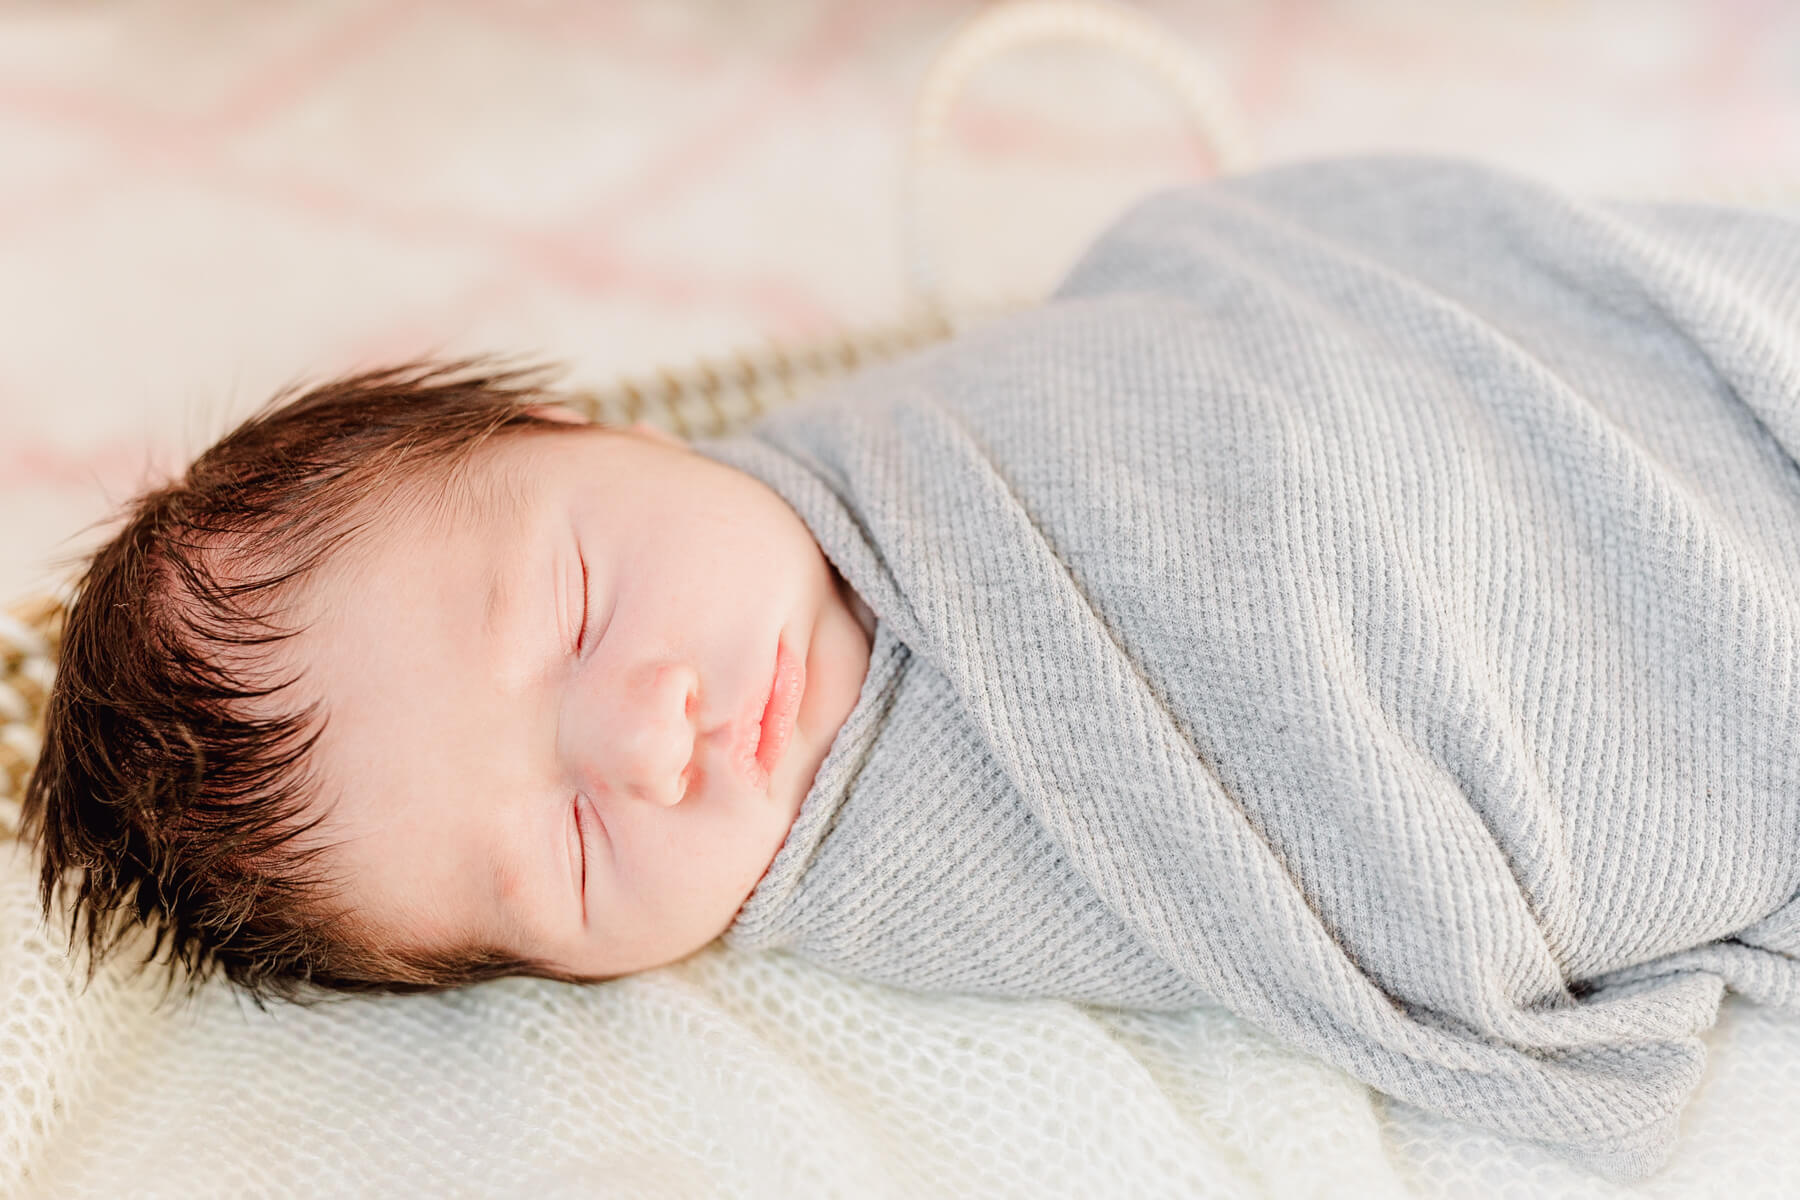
(282, 416), (874, 979)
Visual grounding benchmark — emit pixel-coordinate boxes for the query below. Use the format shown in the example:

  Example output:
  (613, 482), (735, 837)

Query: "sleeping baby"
(22, 155), (1800, 1183)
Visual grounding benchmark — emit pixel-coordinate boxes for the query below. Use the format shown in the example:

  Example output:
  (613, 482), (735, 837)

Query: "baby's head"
(23, 360), (874, 1002)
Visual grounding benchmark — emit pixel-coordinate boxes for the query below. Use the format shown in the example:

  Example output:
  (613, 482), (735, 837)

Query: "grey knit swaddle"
(688, 156), (1800, 1181)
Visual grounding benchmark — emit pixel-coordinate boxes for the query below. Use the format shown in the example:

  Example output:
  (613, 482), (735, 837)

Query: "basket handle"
(902, 0), (1254, 310)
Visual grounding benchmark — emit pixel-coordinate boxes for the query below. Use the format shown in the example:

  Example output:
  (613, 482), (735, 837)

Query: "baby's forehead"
(281, 431), (589, 656)
(267, 450), (567, 936)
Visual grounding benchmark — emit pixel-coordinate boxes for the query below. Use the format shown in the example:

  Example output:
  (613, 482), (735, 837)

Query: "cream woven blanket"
(691, 156), (1800, 1182)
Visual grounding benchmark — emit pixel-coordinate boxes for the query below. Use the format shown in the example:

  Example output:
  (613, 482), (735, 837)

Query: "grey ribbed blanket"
(688, 156), (1800, 1181)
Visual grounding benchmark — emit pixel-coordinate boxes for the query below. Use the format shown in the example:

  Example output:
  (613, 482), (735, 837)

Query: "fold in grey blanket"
(688, 156), (1800, 1182)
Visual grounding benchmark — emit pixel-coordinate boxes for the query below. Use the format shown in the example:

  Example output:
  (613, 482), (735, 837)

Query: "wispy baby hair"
(21, 357), (597, 1003)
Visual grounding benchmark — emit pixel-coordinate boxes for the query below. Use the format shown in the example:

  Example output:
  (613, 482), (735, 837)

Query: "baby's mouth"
(734, 636), (805, 792)
(756, 637), (805, 780)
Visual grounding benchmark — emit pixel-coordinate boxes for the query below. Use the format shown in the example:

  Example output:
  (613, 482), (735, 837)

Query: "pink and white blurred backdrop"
(2, 0), (1797, 601)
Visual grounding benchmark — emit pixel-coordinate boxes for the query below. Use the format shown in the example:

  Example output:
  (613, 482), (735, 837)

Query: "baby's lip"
(755, 638), (804, 781)
(730, 636), (802, 792)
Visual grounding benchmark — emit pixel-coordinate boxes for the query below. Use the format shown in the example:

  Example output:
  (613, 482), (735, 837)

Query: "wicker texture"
(0, 597), (60, 829)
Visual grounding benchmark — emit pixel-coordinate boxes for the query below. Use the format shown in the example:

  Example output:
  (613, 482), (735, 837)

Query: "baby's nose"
(574, 660), (698, 807)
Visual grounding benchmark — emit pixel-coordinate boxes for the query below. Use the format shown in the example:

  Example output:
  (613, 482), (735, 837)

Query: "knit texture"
(689, 156), (1800, 1183)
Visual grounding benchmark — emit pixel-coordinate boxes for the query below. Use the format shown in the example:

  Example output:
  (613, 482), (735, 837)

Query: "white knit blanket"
(5, 848), (1800, 1197)
(690, 156), (1800, 1183)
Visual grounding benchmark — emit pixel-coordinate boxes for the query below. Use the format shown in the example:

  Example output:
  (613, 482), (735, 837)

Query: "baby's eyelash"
(575, 553), (589, 653)
(573, 795), (587, 899)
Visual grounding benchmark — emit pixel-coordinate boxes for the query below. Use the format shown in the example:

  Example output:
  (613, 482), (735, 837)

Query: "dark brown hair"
(21, 358), (605, 1004)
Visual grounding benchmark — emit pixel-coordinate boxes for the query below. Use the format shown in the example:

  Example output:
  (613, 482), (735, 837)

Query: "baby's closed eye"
(569, 794), (587, 915)
(573, 547), (589, 655)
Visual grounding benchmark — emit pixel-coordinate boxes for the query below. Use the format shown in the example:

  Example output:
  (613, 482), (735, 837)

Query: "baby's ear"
(525, 403), (589, 425)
